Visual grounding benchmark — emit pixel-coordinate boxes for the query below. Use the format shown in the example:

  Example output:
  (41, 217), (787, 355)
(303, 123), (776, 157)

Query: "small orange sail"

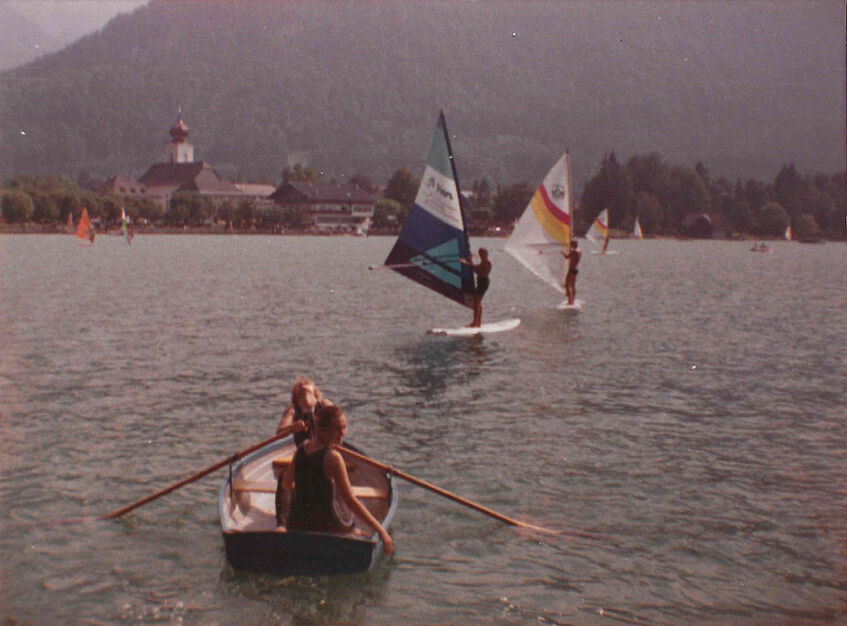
(76, 208), (92, 241)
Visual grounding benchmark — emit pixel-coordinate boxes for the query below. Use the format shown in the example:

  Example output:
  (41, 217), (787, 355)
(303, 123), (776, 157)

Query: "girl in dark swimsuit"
(278, 405), (393, 554)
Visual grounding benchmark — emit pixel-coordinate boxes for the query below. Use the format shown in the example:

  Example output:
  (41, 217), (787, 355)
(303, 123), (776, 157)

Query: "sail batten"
(384, 112), (475, 308)
(504, 152), (573, 293)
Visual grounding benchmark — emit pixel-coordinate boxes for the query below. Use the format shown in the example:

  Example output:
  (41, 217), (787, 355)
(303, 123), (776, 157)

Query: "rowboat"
(219, 437), (397, 575)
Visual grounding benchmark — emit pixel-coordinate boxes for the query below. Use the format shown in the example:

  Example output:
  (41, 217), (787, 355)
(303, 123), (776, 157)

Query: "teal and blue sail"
(384, 112), (475, 308)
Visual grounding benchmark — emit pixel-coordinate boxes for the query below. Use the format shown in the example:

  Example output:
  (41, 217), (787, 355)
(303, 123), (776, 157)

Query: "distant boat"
(784, 225), (791, 241)
(504, 151), (573, 296)
(633, 216), (643, 239)
(66, 212), (74, 234)
(76, 208), (93, 243)
(219, 437), (396, 575)
(120, 208), (132, 244)
(750, 242), (771, 253)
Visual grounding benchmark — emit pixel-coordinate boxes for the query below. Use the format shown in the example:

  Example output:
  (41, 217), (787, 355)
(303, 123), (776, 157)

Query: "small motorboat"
(219, 437), (397, 575)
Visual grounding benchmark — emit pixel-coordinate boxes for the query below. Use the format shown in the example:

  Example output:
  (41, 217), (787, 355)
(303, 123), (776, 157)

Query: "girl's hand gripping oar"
(334, 445), (606, 540)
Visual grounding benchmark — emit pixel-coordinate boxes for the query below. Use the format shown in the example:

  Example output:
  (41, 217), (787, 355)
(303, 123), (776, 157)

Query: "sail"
(384, 112), (475, 308)
(586, 208), (609, 247)
(504, 152), (573, 293)
(633, 216), (643, 239)
(121, 208), (130, 242)
(66, 212), (74, 234)
(76, 208), (91, 241)
(784, 225), (791, 241)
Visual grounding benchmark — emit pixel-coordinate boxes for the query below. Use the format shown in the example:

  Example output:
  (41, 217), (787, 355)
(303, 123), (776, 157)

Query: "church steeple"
(165, 107), (194, 163)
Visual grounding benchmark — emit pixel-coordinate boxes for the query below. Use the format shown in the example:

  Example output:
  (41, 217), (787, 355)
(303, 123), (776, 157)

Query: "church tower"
(165, 109), (194, 163)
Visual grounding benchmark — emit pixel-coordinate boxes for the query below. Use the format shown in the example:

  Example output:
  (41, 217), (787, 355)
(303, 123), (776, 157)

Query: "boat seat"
(232, 481), (387, 499)
(272, 456), (357, 473)
(272, 457), (293, 471)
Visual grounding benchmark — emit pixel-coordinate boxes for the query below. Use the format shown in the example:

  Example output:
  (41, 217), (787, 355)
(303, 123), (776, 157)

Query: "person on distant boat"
(460, 247), (492, 327)
(561, 239), (582, 305)
(276, 376), (327, 446)
(277, 404), (393, 554)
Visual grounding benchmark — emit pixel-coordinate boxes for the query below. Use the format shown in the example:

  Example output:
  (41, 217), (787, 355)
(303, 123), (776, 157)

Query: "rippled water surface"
(0, 234), (845, 624)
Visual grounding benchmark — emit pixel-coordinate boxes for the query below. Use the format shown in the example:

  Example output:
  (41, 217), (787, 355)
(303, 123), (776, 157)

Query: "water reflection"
(221, 561), (392, 624)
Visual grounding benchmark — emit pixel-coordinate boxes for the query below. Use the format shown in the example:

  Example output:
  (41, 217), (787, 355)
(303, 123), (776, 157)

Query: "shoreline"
(0, 225), (839, 242)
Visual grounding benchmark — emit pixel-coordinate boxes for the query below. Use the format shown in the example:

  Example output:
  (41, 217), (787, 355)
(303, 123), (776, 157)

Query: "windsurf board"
(428, 318), (521, 336)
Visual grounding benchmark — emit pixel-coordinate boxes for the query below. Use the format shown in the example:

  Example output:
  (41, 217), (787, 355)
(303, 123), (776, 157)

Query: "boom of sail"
(504, 152), (574, 293)
(383, 112), (475, 308)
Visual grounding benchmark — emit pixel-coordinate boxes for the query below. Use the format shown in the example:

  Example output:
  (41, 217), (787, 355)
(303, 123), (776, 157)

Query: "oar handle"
(100, 421), (306, 521)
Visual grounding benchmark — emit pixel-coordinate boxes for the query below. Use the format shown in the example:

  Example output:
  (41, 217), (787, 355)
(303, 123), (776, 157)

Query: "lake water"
(0, 234), (844, 624)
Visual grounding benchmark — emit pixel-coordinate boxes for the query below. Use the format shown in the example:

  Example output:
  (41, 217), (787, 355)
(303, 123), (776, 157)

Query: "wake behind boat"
(219, 436), (397, 575)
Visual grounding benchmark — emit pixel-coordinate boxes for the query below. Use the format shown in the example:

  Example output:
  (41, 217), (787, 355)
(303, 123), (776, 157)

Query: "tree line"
(2, 154), (845, 239)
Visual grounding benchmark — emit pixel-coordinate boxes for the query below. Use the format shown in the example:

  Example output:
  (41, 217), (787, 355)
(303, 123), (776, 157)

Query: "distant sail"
(383, 112), (475, 308)
(76, 208), (91, 241)
(586, 208), (609, 250)
(504, 152), (573, 293)
(633, 216), (643, 239)
(66, 212), (74, 234)
(121, 208), (131, 243)
(784, 224), (791, 241)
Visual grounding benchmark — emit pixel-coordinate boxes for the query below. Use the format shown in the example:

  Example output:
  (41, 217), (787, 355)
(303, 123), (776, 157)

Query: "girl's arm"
(276, 405), (295, 434)
(325, 450), (393, 554)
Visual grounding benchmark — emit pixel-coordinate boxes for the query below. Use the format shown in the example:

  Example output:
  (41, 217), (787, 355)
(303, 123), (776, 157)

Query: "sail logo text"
(427, 177), (453, 200)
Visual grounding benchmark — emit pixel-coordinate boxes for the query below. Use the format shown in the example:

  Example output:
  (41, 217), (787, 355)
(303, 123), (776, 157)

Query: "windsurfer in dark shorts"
(561, 239), (581, 305)
(461, 247), (491, 327)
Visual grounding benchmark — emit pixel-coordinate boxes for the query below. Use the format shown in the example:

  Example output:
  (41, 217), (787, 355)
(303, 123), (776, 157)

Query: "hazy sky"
(6, 0), (146, 39)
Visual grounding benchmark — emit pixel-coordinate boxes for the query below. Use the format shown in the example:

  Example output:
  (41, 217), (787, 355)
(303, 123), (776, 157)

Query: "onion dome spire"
(169, 107), (189, 143)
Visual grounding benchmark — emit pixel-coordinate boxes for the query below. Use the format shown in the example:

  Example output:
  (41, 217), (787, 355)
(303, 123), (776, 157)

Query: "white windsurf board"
(428, 318), (521, 336)
(590, 250), (619, 255)
(556, 299), (584, 311)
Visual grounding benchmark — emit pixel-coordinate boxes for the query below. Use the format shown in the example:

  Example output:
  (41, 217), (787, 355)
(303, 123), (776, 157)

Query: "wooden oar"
(99, 422), (306, 521)
(334, 445), (605, 540)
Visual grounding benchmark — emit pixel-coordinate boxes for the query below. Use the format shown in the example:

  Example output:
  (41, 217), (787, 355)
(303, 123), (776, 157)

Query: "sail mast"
(439, 110), (473, 266)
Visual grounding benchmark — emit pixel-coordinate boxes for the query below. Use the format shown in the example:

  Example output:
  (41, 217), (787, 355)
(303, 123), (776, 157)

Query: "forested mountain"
(0, 0), (843, 188)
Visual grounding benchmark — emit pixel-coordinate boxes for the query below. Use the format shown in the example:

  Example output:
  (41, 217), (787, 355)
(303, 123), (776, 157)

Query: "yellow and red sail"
(504, 152), (573, 293)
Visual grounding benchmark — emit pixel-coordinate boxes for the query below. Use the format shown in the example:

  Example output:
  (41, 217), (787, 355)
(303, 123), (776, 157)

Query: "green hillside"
(1, 0), (843, 187)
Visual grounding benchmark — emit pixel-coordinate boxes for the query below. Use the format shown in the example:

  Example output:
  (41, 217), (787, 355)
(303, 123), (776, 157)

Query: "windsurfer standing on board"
(560, 239), (581, 305)
(460, 247), (491, 327)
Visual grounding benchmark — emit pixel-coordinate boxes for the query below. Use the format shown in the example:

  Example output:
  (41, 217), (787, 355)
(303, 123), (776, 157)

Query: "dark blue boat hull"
(223, 529), (384, 575)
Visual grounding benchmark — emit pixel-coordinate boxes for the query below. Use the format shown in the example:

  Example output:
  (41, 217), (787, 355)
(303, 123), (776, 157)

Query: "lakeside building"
(101, 111), (273, 213)
(269, 181), (376, 234)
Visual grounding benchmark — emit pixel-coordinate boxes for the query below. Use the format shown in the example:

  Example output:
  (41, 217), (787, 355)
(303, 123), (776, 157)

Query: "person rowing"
(277, 404), (393, 554)
(276, 376), (326, 446)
